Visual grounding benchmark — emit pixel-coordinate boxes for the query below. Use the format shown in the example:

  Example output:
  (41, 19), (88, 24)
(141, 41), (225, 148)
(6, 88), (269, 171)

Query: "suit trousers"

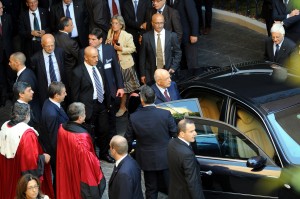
(143, 169), (169, 199)
(86, 100), (110, 157)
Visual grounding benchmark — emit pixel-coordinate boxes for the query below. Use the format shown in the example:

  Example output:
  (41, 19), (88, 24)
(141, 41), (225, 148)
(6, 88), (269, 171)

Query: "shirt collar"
(17, 67), (26, 77)
(115, 154), (127, 167)
(154, 28), (165, 35)
(49, 98), (61, 108)
(178, 137), (191, 146)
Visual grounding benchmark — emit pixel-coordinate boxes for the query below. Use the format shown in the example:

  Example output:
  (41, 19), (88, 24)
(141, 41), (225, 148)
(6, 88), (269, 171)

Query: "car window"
(234, 107), (276, 161)
(157, 98), (202, 120)
(188, 117), (259, 160)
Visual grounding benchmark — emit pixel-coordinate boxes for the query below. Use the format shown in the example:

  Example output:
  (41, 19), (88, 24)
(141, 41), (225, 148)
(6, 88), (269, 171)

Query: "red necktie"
(164, 89), (171, 101)
(112, 0), (119, 16)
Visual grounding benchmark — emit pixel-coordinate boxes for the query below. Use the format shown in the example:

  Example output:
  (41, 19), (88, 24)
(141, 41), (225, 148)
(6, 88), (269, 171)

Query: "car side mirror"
(246, 156), (267, 170)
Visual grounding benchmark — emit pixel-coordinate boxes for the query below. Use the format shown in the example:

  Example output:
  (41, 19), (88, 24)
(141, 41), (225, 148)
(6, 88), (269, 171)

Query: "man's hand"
(141, 22), (147, 30)
(290, 9), (300, 17)
(141, 76), (146, 84)
(44, 153), (51, 164)
(116, 89), (125, 97)
(190, 36), (198, 44)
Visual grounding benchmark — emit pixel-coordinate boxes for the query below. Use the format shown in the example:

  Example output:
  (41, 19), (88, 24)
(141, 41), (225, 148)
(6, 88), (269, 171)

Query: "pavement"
(0, 18), (266, 198)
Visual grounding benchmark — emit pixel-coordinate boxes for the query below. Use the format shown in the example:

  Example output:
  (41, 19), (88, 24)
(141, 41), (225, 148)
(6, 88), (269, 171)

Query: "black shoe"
(100, 154), (115, 163)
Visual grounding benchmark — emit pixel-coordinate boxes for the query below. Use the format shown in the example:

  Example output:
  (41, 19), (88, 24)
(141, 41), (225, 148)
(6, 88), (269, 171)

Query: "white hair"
(271, 23), (285, 35)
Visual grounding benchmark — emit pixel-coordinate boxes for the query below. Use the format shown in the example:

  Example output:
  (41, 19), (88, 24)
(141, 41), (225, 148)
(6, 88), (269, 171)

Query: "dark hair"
(90, 28), (104, 40)
(48, 81), (65, 98)
(177, 119), (194, 135)
(139, 85), (155, 104)
(15, 174), (45, 199)
(58, 16), (72, 31)
(13, 82), (31, 100)
(9, 102), (30, 126)
(67, 102), (85, 121)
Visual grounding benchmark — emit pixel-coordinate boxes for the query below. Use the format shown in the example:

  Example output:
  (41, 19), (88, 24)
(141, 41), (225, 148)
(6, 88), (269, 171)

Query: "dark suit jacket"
(30, 48), (66, 106)
(50, 0), (88, 47)
(167, 0), (199, 44)
(139, 29), (181, 84)
(72, 45), (124, 120)
(125, 106), (177, 171)
(85, 0), (111, 34)
(168, 138), (205, 199)
(272, 0), (300, 42)
(264, 37), (296, 66)
(0, 13), (13, 63)
(122, 0), (151, 45)
(54, 31), (79, 86)
(17, 68), (41, 123)
(19, 7), (50, 51)
(109, 155), (144, 199)
(145, 6), (183, 43)
(151, 82), (181, 104)
(40, 99), (68, 153)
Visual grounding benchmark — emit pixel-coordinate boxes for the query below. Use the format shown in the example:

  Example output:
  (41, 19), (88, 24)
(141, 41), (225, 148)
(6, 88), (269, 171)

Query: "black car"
(160, 61), (300, 199)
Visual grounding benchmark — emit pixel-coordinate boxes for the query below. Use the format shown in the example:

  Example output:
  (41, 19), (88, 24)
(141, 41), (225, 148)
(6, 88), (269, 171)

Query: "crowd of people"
(2, 0), (300, 198)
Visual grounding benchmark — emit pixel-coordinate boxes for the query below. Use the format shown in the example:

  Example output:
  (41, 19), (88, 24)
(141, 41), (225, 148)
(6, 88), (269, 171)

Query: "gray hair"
(140, 85), (155, 104)
(10, 52), (26, 65)
(271, 23), (285, 35)
(67, 102), (85, 121)
(13, 81), (31, 100)
(110, 135), (128, 155)
(9, 102), (30, 126)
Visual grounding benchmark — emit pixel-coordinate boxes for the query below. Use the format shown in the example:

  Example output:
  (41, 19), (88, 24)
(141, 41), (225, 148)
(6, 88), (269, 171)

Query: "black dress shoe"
(100, 154), (115, 163)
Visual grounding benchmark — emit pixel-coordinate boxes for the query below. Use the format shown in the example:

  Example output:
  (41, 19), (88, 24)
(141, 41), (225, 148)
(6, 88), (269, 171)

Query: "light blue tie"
(134, 0), (138, 21)
(92, 67), (104, 103)
(49, 55), (57, 82)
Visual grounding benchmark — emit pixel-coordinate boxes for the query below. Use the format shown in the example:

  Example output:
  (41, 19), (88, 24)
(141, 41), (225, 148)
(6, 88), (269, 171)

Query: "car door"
(187, 117), (282, 199)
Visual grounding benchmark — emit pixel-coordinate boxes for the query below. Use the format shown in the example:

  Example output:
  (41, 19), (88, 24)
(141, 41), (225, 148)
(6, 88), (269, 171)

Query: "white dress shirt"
(63, 2), (79, 37)
(42, 50), (62, 86)
(84, 62), (105, 100)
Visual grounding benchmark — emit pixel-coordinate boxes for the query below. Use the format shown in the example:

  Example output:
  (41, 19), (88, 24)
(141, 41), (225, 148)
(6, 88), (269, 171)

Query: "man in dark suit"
(54, 16), (79, 88)
(30, 34), (66, 107)
(125, 85), (177, 199)
(264, 23), (296, 66)
(50, 0), (88, 47)
(40, 81), (68, 189)
(0, 1), (14, 106)
(19, 0), (50, 66)
(71, 43), (124, 163)
(9, 52), (41, 124)
(109, 135), (144, 199)
(272, 0), (300, 43)
(168, 119), (205, 199)
(151, 69), (180, 104)
(145, 0), (182, 43)
(85, 0), (111, 36)
(167, 0), (199, 69)
(139, 14), (181, 85)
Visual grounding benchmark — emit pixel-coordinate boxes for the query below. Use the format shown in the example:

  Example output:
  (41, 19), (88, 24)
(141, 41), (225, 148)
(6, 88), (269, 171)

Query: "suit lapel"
(82, 64), (93, 86)
(277, 40), (287, 60)
(109, 156), (127, 186)
(153, 84), (167, 102)
(150, 31), (156, 55)
(39, 51), (48, 80)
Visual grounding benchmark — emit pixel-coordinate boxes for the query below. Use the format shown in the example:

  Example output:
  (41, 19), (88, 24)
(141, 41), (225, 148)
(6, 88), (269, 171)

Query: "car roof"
(180, 61), (300, 113)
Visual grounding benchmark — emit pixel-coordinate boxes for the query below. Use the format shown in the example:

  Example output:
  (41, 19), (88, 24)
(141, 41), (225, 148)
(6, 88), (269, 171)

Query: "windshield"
(267, 105), (300, 165)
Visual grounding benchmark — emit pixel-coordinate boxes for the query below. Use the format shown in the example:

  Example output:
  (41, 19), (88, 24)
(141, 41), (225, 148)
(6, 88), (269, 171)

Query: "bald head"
(110, 135), (128, 156)
(154, 69), (171, 89)
(41, 34), (55, 54)
(152, 13), (164, 33)
(84, 46), (98, 66)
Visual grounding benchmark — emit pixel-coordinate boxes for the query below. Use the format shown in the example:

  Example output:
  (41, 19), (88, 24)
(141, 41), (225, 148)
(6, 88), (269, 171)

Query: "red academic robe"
(0, 126), (54, 199)
(56, 123), (105, 199)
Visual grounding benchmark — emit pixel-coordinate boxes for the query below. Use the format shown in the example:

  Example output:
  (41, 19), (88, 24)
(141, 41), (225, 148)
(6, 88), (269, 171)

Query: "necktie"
(49, 55), (57, 82)
(92, 67), (104, 103)
(164, 89), (171, 101)
(66, 4), (71, 18)
(275, 44), (280, 58)
(32, 12), (40, 31)
(284, 0), (288, 5)
(158, 10), (162, 14)
(112, 0), (118, 16)
(156, 33), (164, 68)
(134, 0), (138, 21)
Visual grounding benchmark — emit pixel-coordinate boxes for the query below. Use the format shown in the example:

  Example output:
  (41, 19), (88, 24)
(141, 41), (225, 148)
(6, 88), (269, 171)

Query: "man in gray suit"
(139, 13), (181, 85)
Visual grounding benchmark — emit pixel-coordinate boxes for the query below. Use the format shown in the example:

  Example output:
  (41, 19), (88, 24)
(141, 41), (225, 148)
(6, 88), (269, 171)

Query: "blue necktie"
(32, 12), (40, 31)
(49, 55), (57, 82)
(275, 44), (280, 58)
(65, 4), (72, 37)
(134, 0), (138, 21)
(92, 67), (104, 103)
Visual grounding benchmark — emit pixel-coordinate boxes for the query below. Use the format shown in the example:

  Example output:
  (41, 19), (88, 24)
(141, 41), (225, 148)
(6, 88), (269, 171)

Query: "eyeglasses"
(27, 185), (39, 191)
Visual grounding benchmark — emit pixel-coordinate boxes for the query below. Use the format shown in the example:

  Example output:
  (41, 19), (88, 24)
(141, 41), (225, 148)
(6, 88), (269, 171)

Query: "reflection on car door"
(187, 117), (281, 199)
